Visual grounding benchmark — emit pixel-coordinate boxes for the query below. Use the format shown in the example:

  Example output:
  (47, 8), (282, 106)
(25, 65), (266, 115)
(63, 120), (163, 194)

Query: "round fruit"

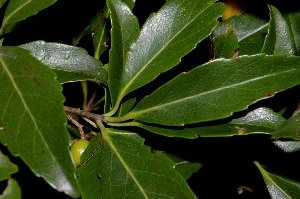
(70, 139), (89, 166)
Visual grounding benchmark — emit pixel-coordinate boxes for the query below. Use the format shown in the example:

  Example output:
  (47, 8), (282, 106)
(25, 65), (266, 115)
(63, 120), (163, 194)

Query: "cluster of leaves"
(0, 0), (300, 198)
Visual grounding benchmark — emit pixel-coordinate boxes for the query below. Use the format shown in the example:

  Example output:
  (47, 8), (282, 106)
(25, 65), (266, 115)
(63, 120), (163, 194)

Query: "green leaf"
(135, 107), (286, 138)
(20, 41), (107, 83)
(238, 28), (266, 55)
(0, 47), (79, 198)
(262, 5), (296, 55)
(0, 0), (7, 9)
(166, 154), (203, 180)
(284, 12), (300, 55)
(78, 129), (197, 199)
(1, 0), (56, 27)
(273, 141), (300, 153)
(123, 54), (300, 126)
(213, 13), (268, 55)
(77, 134), (102, 199)
(254, 161), (300, 199)
(212, 25), (239, 58)
(108, 0), (140, 106)
(274, 112), (300, 140)
(213, 13), (268, 42)
(92, 9), (109, 60)
(0, 179), (21, 199)
(117, 97), (136, 116)
(0, 150), (18, 181)
(110, 0), (224, 113)
(122, 0), (135, 9)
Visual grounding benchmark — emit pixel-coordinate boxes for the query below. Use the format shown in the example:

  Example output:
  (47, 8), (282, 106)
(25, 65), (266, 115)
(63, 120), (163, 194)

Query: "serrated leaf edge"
(0, 56), (73, 193)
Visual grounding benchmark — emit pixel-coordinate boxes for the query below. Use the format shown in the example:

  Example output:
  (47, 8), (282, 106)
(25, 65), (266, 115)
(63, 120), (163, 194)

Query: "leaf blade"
(126, 54), (300, 126)
(0, 47), (79, 198)
(20, 41), (107, 83)
(136, 107), (286, 138)
(262, 5), (296, 55)
(255, 161), (300, 199)
(2, 0), (56, 27)
(0, 179), (21, 199)
(78, 129), (197, 199)
(0, 150), (18, 181)
(108, 0), (140, 106)
(115, 0), (224, 106)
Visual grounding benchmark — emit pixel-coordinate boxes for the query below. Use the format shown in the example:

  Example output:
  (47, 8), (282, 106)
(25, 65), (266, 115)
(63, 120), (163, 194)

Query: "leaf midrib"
(0, 57), (67, 178)
(3, 0), (33, 26)
(120, 1), (215, 98)
(103, 130), (150, 199)
(255, 162), (292, 199)
(130, 67), (297, 119)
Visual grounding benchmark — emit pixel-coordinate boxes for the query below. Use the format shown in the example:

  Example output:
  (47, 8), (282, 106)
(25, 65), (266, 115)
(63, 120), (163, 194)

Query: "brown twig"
(86, 92), (97, 112)
(64, 106), (102, 122)
(67, 115), (87, 139)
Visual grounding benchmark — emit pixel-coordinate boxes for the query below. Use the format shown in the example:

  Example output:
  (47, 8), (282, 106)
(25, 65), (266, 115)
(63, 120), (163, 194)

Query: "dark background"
(1, 0), (299, 198)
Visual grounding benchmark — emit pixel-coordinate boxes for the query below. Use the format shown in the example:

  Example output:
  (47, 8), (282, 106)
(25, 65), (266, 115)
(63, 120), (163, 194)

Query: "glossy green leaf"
(213, 13), (268, 55)
(284, 12), (300, 55)
(124, 54), (300, 126)
(213, 13), (268, 42)
(0, 179), (21, 199)
(212, 25), (238, 58)
(0, 47), (79, 198)
(255, 161), (300, 199)
(135, 107), (286, 138)
(78, 129), (197, 199)
(2, 0), (56, 27)
(108, 0), (140, 106)
(20, 41), (107, 83)
(111, 0), (224, 112)
(0, 150), (18, 181)
(273, 141), (300, 153)
(262, 5), (296, 55)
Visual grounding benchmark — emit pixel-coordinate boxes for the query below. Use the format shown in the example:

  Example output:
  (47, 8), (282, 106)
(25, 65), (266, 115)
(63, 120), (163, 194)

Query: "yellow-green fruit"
(70, 139), (89, 166)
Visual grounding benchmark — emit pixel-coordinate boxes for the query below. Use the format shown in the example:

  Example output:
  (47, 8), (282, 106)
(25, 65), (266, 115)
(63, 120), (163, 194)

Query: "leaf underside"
(136, 107), (287, 139)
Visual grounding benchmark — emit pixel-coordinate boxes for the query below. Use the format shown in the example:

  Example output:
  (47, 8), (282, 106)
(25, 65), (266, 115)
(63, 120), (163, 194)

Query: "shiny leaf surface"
(255, 161), (300, 199)
(78, 129), (197, 199)
(0, 47), (79, 198)
(284, 11), (300, 55)
(213, 13), (268, 42)
(113, 0), (224, 108)
(20, 41), (106, 83)
(262, 5), (296, 55)
(125, 54), (300, 126)
(108, 0), (140, 106)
